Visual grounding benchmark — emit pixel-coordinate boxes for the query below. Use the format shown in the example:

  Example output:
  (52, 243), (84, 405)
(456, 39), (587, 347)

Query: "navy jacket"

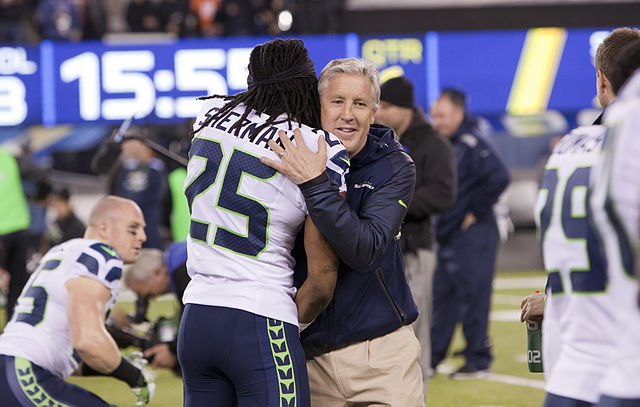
(435, 115), (510, 243)
(297, 124), (418, 347)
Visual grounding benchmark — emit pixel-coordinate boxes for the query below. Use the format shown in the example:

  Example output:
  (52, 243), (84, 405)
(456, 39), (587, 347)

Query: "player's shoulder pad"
(89, 242), (120, 262)
(194, 97), (226, 129)
(568, 124), (607, 137)
(75, 241), (123, 283)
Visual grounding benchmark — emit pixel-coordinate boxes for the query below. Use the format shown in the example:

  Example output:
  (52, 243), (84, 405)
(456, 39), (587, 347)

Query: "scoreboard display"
(0, 45), (41, 126)
(0, 28), (613, 127)
(0, 36), (351, 127)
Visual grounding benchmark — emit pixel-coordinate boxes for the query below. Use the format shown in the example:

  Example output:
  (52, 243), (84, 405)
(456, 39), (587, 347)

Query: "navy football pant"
(431, 217), (499, 370)
(0, 355), (114, 406)
(544, 392), (594, 407)
(597, 395), (640, 407)
(178, 304), (310, 407)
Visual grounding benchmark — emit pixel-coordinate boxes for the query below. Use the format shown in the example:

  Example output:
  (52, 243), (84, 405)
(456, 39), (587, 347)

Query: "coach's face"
(320, 73), (376, 158)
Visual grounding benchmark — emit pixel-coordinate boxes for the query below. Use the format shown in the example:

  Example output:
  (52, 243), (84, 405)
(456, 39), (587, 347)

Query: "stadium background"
(1, 0), (638, 405)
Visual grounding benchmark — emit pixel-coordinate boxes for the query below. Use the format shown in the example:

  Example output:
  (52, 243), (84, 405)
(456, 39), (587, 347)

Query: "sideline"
(436, 362), (545, 390)
(493, 276), (546, 290)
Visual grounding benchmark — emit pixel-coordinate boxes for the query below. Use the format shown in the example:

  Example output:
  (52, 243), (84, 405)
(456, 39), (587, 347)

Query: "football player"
(590, 39), (640, 407)
(531, 28), (640, 407)
(178, 38), (349, 406)
(0, 196), (154, 406)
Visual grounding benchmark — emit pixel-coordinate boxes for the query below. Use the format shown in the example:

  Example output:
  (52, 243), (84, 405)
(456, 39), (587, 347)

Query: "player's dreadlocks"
(192, 38), (321, 140)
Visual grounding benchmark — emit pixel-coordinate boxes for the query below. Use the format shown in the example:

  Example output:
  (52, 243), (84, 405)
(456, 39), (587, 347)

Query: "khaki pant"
(305, 325), (424, 407)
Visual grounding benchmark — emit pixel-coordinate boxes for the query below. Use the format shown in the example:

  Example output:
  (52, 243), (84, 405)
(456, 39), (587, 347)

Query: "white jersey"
(183, 98), (349, 327)
(533, 125), (615, 402)
(590, 70), (640, 399)
(0, 239), (122, 379)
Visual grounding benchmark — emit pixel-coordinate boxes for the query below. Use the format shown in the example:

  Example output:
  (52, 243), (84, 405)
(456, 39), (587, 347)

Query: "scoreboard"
(0, 28), (614, 127)
(0, 36), (351, 127)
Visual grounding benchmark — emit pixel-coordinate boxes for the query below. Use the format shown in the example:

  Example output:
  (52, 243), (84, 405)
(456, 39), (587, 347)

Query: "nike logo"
(339, 157), (351, 166)
(398, 200), (407, 209)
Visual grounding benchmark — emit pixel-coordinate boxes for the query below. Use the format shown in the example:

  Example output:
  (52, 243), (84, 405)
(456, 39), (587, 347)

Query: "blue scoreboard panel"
(0, 35), (350, 127)
(0, 28), (614, 127)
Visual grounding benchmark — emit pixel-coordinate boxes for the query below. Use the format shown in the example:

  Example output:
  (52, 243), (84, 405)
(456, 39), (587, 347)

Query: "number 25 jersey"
(183, 98), (349, 327)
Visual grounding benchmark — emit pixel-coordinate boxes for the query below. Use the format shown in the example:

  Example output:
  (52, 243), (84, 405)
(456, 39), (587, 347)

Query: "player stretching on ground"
(0, 196), (154, 406)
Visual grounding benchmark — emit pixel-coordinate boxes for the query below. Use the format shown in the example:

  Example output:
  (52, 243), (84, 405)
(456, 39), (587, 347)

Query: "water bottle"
(526, 290), (543, 373)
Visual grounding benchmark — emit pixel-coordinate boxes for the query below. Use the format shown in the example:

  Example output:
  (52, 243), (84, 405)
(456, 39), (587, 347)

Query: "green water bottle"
(526, 290), (543, 373)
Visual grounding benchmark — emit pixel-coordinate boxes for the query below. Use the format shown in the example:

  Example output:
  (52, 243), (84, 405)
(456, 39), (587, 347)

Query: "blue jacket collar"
(350, 124), (399, 169)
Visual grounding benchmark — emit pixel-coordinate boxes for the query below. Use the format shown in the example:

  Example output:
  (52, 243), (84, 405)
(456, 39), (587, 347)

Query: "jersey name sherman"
(197, 105), (342, 151)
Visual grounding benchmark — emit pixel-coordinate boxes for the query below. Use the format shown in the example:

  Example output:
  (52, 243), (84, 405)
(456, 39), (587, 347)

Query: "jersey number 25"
(184, 136), (277, 258)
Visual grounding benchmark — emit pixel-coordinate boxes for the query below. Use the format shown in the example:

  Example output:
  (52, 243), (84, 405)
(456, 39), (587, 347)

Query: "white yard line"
(492, 293), (525, 306)
(483, 373), (546, 390)
(490, 309), (522, 322)
(435, 361), (545, 390)
(493, 276), (546, 290)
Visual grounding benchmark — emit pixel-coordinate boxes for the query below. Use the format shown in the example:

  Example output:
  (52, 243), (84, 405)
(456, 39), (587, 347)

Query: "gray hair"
(318, 58), (381, 110)
(123, 248), (164, 284)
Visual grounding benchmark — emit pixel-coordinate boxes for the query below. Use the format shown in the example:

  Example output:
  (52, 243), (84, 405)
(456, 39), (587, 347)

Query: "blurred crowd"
(0, 0), (344, 43)
(6, 120), (191, 265)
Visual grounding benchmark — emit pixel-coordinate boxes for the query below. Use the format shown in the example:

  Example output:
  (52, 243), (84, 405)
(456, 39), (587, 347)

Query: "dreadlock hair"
(191, 38), (321, 140)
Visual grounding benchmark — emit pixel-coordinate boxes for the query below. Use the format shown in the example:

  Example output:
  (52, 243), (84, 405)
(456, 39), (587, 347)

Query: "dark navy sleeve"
(71, 242), (123, 289)
(468, 140), (510, 219)
(300, 156), (416, 271)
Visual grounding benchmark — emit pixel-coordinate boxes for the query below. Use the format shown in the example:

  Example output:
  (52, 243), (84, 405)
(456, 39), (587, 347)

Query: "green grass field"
(1, 270), (547, 406)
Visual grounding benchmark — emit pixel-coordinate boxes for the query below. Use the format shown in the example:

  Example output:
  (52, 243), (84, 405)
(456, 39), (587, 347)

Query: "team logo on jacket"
(353, 182), (374, 190)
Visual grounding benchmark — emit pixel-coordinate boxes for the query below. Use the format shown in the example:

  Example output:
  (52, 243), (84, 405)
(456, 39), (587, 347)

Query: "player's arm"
(295, 216), (339, 324)
(67, 276), (121, 373)
(67, 276), (155, 405)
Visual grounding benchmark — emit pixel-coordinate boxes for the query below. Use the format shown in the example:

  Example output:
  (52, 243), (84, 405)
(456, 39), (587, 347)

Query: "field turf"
(1, 270), (547, 406)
